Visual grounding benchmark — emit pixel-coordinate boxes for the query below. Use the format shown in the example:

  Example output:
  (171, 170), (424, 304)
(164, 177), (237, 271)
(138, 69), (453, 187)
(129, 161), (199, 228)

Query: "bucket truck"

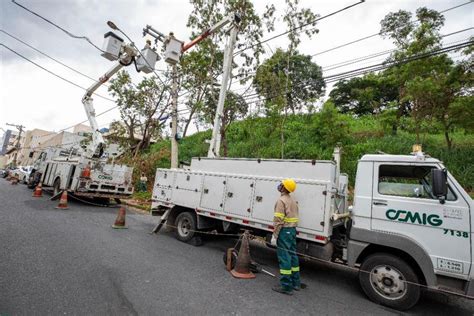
(148, 14), (474, 310)
(29, 32), (158, 202)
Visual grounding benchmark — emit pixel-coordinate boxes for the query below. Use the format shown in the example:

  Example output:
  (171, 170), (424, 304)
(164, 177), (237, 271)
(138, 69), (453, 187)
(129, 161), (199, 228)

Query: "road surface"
(1, 179), (473, 315)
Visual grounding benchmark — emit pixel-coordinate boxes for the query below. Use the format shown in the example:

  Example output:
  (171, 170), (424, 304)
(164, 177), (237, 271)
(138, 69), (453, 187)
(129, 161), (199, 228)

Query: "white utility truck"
(29, 31), (158, 202)
(151, 148), (473, 310)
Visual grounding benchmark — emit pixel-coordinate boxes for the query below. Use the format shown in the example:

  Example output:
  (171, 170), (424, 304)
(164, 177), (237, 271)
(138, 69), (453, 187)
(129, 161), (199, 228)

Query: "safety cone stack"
(55, 191), (69, 209)
(32, 182), (43, 197)
(112, 206), (127, 229)
(230, 230), (256, 279)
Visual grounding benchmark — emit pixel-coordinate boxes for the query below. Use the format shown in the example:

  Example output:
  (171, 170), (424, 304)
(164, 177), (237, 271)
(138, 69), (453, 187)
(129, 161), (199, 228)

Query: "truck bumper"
(74, 191), (132, 199)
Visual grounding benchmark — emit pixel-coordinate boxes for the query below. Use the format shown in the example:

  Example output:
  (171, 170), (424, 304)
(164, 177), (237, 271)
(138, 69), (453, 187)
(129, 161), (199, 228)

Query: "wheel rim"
(178, 217), (191, 237)
(369, 264), (407, 300)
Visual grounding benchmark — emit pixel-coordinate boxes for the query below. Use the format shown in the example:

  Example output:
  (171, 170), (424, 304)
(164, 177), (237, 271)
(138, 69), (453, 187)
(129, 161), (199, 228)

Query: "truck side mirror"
(431, 169), (447, 204)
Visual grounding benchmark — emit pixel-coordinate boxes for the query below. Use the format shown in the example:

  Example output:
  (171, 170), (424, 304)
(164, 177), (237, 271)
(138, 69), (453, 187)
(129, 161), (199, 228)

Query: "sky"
(0, 0), (472, 138)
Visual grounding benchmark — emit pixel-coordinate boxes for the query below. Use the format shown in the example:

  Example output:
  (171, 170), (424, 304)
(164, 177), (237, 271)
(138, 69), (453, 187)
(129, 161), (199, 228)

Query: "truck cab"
(348, 153), (473, 309)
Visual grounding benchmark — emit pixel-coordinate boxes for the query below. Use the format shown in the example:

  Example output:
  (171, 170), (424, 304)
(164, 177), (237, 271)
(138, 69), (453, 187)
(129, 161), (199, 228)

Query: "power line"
(439, 0), (473, 13)
(311, 1), (473, 57)
(322, 33), (472, 72)
(311, 33), (379, 57)
(324, 40), (473, 83)
(11, 0), (104, 52)
(0, 29), (110, 88)
(238, 39), (473, 105)
(0, 43), (115, 102)
(233, 0), (366, 56)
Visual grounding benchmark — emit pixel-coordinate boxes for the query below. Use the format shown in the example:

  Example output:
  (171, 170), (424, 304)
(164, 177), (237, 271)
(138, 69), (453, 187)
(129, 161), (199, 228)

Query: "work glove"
(271, 235), (277, 247)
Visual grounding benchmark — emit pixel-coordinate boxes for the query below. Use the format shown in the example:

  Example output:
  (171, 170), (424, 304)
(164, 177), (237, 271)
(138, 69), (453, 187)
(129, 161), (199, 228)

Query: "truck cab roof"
(360, 154), (441, 164)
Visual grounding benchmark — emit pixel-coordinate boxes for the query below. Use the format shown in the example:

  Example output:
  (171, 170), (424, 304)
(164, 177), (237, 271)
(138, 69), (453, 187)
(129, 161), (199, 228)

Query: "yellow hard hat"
(281, 178), (296, 193)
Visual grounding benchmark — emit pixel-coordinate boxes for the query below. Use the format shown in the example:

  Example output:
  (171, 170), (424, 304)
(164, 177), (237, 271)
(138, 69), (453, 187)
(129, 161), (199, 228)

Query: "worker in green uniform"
(271, 178), (301, 295)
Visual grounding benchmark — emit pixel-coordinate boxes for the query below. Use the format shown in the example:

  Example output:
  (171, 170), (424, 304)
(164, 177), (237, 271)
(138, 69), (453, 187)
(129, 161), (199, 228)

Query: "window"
(378, 165), (456, 201)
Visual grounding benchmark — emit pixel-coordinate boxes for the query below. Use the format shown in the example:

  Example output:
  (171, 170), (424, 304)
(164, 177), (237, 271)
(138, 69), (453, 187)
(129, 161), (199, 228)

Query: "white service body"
(153, 157), (348, 243)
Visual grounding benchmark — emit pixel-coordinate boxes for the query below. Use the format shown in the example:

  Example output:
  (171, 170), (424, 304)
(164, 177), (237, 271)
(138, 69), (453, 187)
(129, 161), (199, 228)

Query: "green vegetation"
(149, 113), (473, 192)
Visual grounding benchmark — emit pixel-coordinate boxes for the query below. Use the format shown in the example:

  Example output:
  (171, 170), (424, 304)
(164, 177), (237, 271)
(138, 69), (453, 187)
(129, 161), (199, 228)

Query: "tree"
(379, 7), (471, 147)
(329, 73), (399, 117)
(108, 71), (170, 157)
(179, 0), (273, 144)
(253, 49), (325, 114)
(315, 100), (349, 149)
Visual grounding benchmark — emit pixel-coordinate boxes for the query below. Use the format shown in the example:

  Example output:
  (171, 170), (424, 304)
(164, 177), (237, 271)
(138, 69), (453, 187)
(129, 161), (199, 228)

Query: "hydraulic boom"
(81, 44), (138, 159)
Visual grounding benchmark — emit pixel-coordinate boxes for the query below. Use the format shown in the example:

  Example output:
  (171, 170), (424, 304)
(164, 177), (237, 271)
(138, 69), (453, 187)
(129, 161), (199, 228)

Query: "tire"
(174, 212), (197, 242)
(222, 249), (239, 269)
(53, 178), (61, 196)
(359, 253), (421, 310)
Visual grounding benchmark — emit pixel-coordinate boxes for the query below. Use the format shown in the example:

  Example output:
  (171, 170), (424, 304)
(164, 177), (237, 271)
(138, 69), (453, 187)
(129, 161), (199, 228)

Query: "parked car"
(17, 166), (33, 184)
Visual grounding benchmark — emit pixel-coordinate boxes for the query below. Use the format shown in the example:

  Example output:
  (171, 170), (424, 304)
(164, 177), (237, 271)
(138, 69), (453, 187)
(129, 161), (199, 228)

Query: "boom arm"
(81, 45), (137, 159)
(182, 13), (240, 53)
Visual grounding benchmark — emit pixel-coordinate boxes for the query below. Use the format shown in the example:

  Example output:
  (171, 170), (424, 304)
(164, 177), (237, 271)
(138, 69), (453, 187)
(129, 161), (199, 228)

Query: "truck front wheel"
(53, 178), (61, 196)
(359, 253), (420, 310)
(174, 212), (197, 242)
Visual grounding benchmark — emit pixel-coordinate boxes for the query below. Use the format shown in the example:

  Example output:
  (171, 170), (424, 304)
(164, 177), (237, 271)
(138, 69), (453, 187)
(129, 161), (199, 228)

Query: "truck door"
(371, 163), (471, 279)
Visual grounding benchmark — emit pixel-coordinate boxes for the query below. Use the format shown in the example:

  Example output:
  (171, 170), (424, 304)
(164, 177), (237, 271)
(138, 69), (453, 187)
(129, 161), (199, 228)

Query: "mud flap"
(151, 209), (171, 234)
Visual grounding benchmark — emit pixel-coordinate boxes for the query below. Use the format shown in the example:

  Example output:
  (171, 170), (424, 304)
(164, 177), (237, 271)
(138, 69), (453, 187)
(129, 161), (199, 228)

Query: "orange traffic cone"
(32, 182), (43, 197)
(55, 191), (69, 209)
(230, 231), (256, 279)
(112, 206), (127, 229)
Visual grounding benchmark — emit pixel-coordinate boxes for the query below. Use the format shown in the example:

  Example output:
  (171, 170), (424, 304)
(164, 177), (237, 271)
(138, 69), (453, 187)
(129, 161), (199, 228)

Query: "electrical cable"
(0, 29), (110, 87)
(311, 1), (473, 58)
(235, 40), (473, 105)
(233, 0), (366, 56)
(0, 43), (115, 102)
(11, 0), (104, 53)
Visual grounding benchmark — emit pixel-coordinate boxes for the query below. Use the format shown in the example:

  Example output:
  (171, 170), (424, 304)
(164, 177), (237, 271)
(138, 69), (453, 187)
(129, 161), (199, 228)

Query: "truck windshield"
(378, 165), (456, 201)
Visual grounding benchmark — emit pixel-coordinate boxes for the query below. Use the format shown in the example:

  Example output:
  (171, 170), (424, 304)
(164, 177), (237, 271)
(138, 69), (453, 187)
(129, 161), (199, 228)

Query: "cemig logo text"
(386, 209), (443, 227)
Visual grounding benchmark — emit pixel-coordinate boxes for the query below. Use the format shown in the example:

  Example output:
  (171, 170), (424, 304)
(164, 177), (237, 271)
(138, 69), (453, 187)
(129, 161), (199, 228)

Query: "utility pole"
(143, 14), (240, 163)
(207, 25), (239, 158)
(6, 123), (25, 167)
(171, 63), (179, 169)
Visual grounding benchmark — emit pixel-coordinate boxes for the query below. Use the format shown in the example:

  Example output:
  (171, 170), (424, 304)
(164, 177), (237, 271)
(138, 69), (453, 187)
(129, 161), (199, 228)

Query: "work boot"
(293, 283), (308, 291)
(272, 286), (293, 295)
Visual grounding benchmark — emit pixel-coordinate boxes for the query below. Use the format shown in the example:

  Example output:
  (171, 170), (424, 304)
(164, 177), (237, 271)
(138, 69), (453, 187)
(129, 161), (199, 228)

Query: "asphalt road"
(1, 180), (473, 315)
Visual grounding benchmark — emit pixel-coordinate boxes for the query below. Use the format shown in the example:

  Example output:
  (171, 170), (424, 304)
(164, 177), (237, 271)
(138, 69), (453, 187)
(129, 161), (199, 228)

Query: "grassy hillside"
(147, 114), (473, 192)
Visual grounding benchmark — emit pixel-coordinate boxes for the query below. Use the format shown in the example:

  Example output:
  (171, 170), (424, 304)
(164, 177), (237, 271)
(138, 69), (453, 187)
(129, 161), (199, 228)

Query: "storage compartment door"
(153, 188), (172, 202)
(200, 175), (225, 211)
(223, 177), (254, 218)
(154, 169), (175, 188)
(293, 183), (327, 232)
(251, 179), (281, 222)
(175, 172), (201, 191)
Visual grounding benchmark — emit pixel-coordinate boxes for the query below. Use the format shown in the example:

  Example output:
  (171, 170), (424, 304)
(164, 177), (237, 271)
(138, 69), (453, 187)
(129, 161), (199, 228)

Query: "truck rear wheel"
(174, 212), (197, 242)
(359, 253), (420, 310)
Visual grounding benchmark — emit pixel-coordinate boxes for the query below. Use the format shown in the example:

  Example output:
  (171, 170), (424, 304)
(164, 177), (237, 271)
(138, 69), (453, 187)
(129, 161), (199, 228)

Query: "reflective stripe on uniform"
(291, 266), (300, 272)
(274, 212), (285, 219)
(284, 217), (298, 223)
(280, 269), (292, 275)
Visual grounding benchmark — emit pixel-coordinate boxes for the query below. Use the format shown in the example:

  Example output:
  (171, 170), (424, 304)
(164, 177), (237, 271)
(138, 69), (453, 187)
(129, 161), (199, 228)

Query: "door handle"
(373, 200), (388, 206)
